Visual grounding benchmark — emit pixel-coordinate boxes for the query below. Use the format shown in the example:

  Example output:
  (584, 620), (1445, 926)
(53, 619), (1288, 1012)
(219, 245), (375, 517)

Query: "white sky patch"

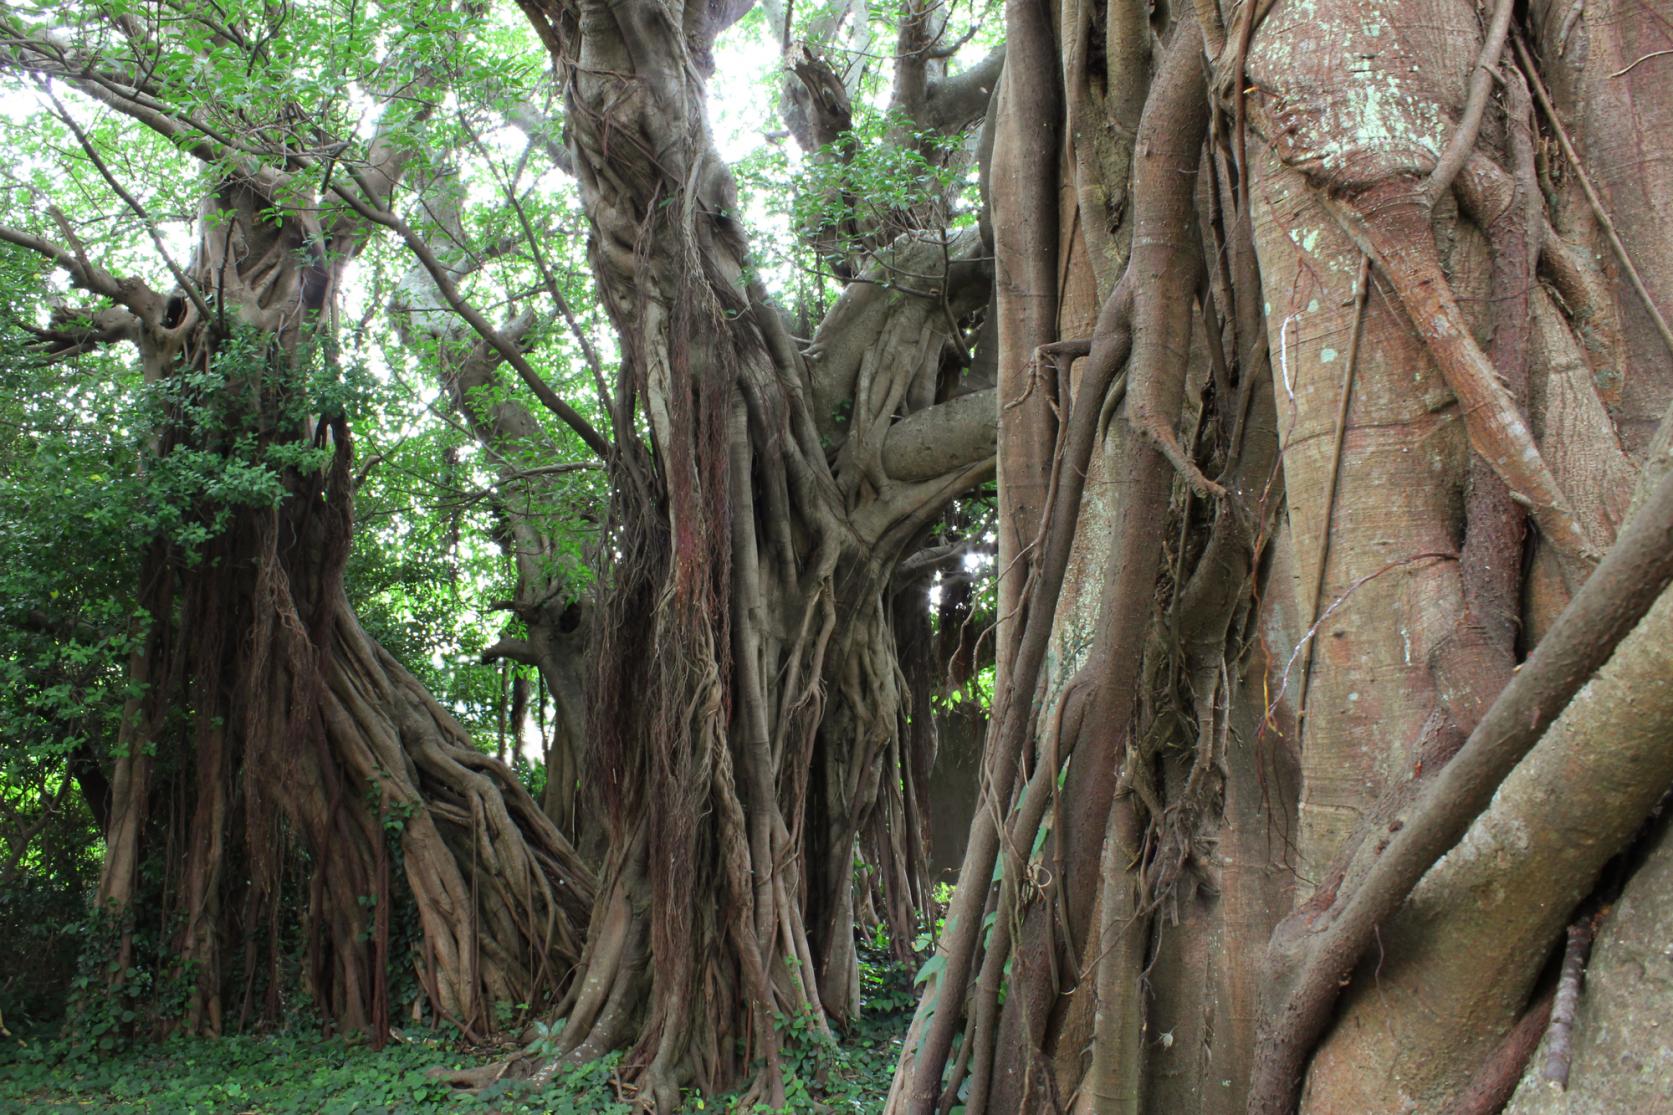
(0, 87), (38, 124)
(705, 19), (807, 298)
(708, 23), (784, 165)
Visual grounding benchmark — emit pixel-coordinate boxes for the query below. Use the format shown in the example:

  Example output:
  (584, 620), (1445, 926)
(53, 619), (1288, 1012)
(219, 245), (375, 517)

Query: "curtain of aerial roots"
(94, 181), (592, 1043)
(888, 0), (1673, 1110)
(514, 0), (996, 1104)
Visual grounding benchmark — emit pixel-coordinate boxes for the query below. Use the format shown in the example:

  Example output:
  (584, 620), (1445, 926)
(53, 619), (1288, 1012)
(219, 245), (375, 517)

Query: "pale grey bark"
(1504, 822), (1673, 1114)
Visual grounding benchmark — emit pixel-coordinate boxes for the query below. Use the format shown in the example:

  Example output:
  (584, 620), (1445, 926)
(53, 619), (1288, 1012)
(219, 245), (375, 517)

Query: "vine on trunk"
(887, 0), (1673, 1110)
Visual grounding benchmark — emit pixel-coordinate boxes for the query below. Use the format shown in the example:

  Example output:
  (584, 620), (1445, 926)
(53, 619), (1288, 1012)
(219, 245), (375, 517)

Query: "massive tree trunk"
(84, 174), (595, 1041)
(504, 0), (1001, 1104)
(889, 0), (1673, 1111)
(0, 1), (600, 1032)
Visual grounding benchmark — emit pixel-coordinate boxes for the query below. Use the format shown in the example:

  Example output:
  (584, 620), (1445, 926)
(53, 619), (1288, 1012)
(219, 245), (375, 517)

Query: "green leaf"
(913, 952), (945, 987)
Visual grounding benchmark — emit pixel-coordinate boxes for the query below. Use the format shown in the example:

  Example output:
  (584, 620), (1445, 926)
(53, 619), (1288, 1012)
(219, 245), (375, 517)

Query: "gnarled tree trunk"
(0, 4), (601, 1042)
(87, 175), (594, 1041)
(889, 0), (1673, 1111)
(507, 0), (1002, 1103)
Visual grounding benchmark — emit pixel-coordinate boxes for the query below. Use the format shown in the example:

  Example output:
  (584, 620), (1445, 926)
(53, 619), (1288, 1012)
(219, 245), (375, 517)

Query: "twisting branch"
(326, 163), (611, 459)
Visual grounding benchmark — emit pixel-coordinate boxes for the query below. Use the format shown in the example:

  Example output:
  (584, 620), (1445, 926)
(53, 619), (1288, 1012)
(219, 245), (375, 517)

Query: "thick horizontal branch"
(897, 536), (995, 579)
(21, 304), (142, 360)
(921, 47), (1005, 133)
(481, 637), (541, 666)
(882, 387), (996, 483)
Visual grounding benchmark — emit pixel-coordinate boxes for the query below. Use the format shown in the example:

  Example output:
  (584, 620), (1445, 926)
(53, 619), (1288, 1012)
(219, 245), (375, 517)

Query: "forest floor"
(0, 945), (918, 1113)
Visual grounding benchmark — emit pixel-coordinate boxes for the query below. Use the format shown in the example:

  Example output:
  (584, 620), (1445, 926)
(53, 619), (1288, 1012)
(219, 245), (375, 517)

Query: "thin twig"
(0, 223), (129, 303)
(1297, 253), (1370, 724)
(1541, 915), (1598, 1091)
(1608, 48), (1673, 78)
(458, 111), (612, 423)
(1517, 35), (1673, 363)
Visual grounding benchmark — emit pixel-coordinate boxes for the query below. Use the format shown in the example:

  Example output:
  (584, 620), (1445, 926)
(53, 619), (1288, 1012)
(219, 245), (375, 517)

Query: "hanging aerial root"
(1540, 914), (1599, 1091)
(892, 274), (1133, 1114)
(968, 23), (1214, 1114)
(1296, 253), (1370, 725)
(1515, 36), (1673, 365)
(1328, 183), (1599, 576)
(894, 17), (1216, 1114)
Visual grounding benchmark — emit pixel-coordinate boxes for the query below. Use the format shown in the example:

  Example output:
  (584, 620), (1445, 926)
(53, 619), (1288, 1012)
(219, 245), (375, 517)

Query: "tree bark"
(508, 0), (1000, 1101)
(887, 0), (1673, 1110)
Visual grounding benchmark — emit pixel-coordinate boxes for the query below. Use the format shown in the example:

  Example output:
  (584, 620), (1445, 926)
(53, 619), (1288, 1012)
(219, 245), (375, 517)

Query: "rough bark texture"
(507, 0), (1001, 1103)
(886, 0), (1673, 1110)
(1502, 818), (1673, 1113)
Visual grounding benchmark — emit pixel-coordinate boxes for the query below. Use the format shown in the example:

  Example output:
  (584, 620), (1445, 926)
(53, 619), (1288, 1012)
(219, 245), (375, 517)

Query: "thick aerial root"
(893, 20), (1209, 1113)
(1332, 184), (1599, 575)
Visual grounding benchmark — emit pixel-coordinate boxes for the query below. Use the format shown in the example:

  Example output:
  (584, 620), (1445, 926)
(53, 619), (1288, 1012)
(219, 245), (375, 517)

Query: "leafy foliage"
(0, 947), (921, 1114)
(0, 283), (143, 1028)
(2, 1030), (509, 1114)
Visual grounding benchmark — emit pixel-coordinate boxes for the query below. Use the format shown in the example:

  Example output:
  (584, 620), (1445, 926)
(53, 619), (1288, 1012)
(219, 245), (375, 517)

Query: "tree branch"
(881, 387), (996, 483)
(920, 47), (1005, 134)
(0, 23), (288, 193)
(0, 224), (132, 306)
(504, 101), (574, 177)
(328, 164), (612, 459)
(459, 112), (610, 421)
(481, 637), (541, 666)
(897, 536), (995, 579)
(44, 88), (213, 327)
(20, 304), (143, 360)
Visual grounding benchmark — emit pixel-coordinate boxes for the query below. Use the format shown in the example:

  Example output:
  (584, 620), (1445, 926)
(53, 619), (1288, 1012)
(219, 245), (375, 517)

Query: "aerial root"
(1327, 185), (1599, 575)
